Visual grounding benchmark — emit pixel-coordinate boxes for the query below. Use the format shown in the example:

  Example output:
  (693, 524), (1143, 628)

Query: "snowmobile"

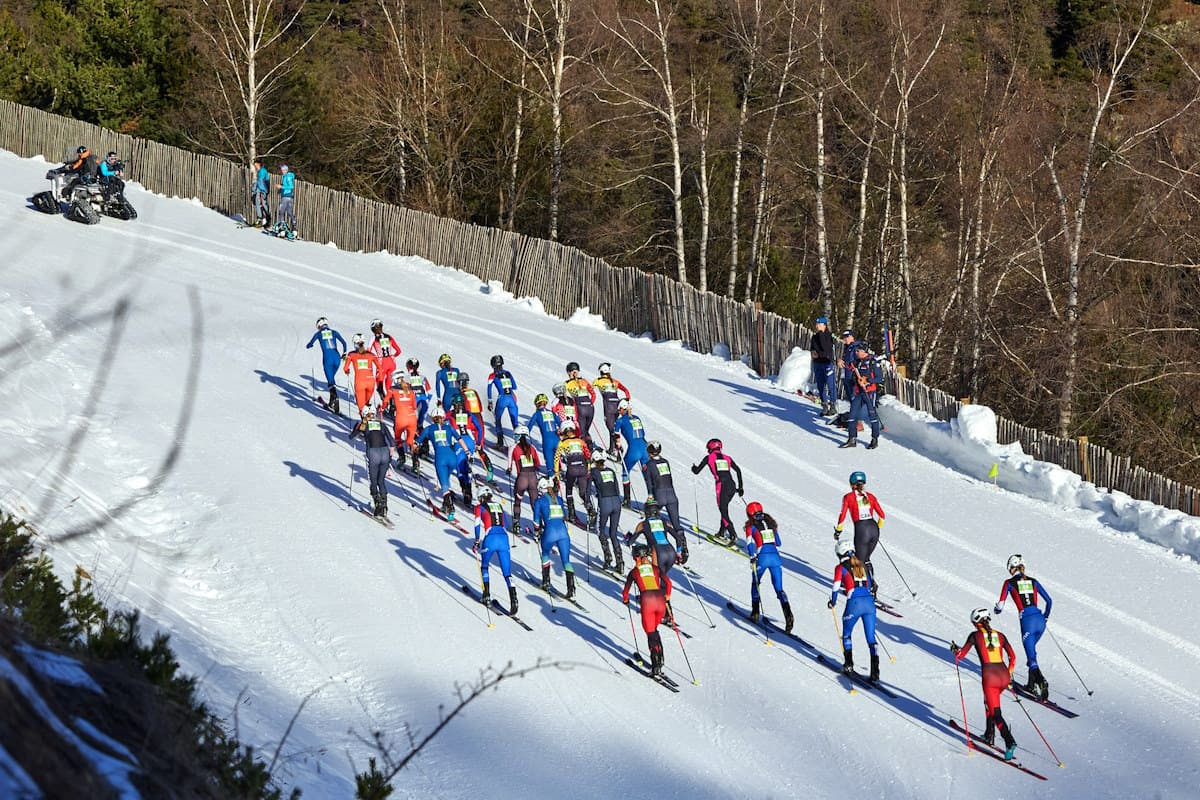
(32, 168), (137, 225)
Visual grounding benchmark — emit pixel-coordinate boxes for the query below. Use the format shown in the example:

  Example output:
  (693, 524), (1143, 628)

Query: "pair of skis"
(624, 654), (680, 692)
(946, 719), (1048, 780)
(459, 584), (532, 631)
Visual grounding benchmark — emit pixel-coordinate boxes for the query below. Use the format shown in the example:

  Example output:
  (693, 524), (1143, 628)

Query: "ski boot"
(749, 597), (761, 624)
(586, 504), (597, 530)
(613, 554), (625, 575)
(509, 586), (519, 615)
(540, 564), (552, 592)
(622, 483), (632, 509)
(841, 648), (854, 677)
(566, 499), (576, 521)
(982, 718), (996, 748)
(462, 483), (473, 508)
(648, 631), (665, 676)
(441, 492), (454, 516)
(869, 654), (880, 682)
(1001, 727), (1017, 761)
(480, 582), (491, 605)
(565, 569), (577, 600)
(411, 452), (420, 473)
(866, 438), (879, 450)
(510, 519), (521, 537)
(781, 601), (795, 633)
(839, 437), (857, 449)
(380, 495), (389, 517)
(496, 433), (506, 450)
(370, 491), (383, 517)
(328, 387), (340, 415)
(600, 539), (614, 570)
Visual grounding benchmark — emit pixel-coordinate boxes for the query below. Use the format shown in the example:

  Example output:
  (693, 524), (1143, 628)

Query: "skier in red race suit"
(952, 607), (1020, 760)
(622, 543), (673, 677)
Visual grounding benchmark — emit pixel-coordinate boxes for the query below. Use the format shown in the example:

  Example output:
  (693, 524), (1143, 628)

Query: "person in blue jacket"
(415, 408), (463, 517)
(530, 393), (559, 475)
(252, 159), (271, 227)
(829, 541), (880, 681)
(839, 342), (882, 450)
(994, 554), (1053, 700)
(744, 501), (794, 632)
(435, 353), (460, 412)
(306, 317), (347, 412)
(487, 354), (520, 449)
(277, 163), (296, 238)
(612, 399), (650, 507)
(533, 475), (576, 599)
(473, 484), (518, 613)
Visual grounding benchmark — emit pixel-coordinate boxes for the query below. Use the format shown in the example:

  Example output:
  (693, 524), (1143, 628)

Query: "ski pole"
(953, 654), (974, 752)
(875, 631), (896, 663)
(830, 604), (842, 638)
(1009, 686), (1065, 767)
(690, 475), (704, 544)
(1048, 629), (1093, 696)
(586, 506), (592, 585)
(878, 540), (917, 598)
(749, 558), (770, 646)
(590, 418), (609, 452)
(310, 350), (318, 401)
(666, 601), (698, 686)
(675, 559), (716, 629)
(627, 602), (642, 662)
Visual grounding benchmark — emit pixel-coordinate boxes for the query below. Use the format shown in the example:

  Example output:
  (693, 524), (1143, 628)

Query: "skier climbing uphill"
(564, 362), (597, 445)
(994, 554), (1053, 700)
(416, 407), (463, 517)
(531, 393), (560, 475)
(691, 438), (744, 543)
(404, 359), (432, 429)
(305, 317), (346, 413)
(474, 484), (518, 613)
(744, 502), (794, 633)
(828, 542), (879, 681)
(554, 421), (593, 523)
(643, 441), (681, 532)
(588, 450), (624, 572)
(594, 362), (631, 440)
(623, 543), (672, 677)
(384, 374), (420, 471)
(487, 355), (519, 448)
(952, 608), (1020, 760)
(435, 353), (460, 412)
(349, 405), (394, 518)
(834, 470), (885, 593)
(507, 424), (542, 532)
(626, 500), (686, 577)
(342, 334), (380, 413)
(613, 399), (651, 506)
(533, 475), (576, 599)
(368, 320), (401, 406)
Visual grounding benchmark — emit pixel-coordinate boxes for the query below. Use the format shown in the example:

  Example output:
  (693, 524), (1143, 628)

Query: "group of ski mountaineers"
(305, 315), (1058, 761)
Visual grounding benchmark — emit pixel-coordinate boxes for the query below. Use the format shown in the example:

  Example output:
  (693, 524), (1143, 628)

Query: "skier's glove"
(949, 641), (959, 653)
(534, 524), (545, 541)
(749, 556), (757, 569)
(993, 604), (1002, 616)
(487, 401), (493, 411)
(1042, 610), (1050, 621)
(623, 597), (630, 606)
(623, 532), (634, 547)
(737, 486), (744, 497)
(833, 527), (842, 539)
(472, 540), (480, 554)
(678, 546), (689, 565)
(827, 598), (836, 609)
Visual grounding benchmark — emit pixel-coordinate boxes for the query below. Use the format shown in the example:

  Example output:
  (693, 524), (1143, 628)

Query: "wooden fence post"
(754, 301), (765, 375)
(1078, 436), (1091, 483)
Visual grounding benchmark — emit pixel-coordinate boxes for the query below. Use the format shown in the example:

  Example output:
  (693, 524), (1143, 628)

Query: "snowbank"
(775, 347), (812, 393)
(878, 399), (1200, 561)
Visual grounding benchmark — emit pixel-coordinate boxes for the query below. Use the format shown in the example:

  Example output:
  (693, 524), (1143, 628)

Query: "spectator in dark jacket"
(810, 316), (837, 416)
(837, 329), (858, 402)
(839, 342), (882, 450)
(48, 146), (99, 198)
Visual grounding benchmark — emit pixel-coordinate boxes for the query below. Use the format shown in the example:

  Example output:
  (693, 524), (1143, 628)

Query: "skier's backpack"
(32, 191), (58, 214)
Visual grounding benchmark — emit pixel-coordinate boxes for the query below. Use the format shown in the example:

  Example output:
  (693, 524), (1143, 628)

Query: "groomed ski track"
(1, 149), (1198, 799)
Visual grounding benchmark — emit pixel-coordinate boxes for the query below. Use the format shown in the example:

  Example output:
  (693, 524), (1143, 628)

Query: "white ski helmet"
(617, 398), (631, 413)
(370, 318), (383, 330)
(598, 362), (612, 375)
(971, 607), (991, 626)
(393, 372), (408, 387)
(1006, 554), (1024, 574)
(591, 450), (607, 464)
(836, 542), (854, 562)
(430, 407), (445, 420)
(477, 482), (494, 501)
(352, 333), (366, 346)
(315, 316), (328, 329)
(514, 424), (530, 437)
(552, 382), (567, 396)
(361, 405), (376, 418)
(537, 476), (553, 494)
(559, 421), (577, 436)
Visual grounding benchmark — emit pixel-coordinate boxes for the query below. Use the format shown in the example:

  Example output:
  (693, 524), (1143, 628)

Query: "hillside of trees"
(3, 0), (1198, 487)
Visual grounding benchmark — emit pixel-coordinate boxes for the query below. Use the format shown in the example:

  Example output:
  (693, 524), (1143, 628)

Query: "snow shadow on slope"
(707, 376), (847, 444)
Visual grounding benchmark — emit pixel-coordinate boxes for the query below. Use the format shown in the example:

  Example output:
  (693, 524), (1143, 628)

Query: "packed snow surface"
(2, 149), (1199, 798)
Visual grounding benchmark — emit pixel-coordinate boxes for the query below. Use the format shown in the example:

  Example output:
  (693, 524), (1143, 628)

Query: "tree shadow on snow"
(706, 377), (847, 445)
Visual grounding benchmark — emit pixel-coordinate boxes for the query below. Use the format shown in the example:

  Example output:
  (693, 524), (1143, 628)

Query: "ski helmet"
(971, 607), (991, 627)
(430, 407), (445, 420)
(598, 362), (612, 375)
(566, 361), (580, 374)
(590, 450), (607, 464)
(537, 476), (553, 494)
(746, 501), (764, 518)
(559, 421), (577, 436)
(706, 438), (723, 453)
(836, 541), (855, 561)
(406, 358), (420, 372)
(632, 543), (650, 560)
(534, 393), (549, 407)
(490, 354), (504, 369)
(617, 398), (631, 413)
(392, 372), (408, 387)
(76, 145), (88, 155)
(643, 499), (661, 517)
(458, 372), (470, 386)
(315, 316), (328, 329)
(352, 333), (366, 347)
(438, 353), (452, 367)
(646, 440), (662, 456)
(1006, 554), (1024, 574)
(849, 470), (867, 486)
(477, 482), (494, 502)
(514, 424), (530, 437)
(362, 404), (376, 418)
(370, 318), (383, 331)
(552, 382), (567, 397)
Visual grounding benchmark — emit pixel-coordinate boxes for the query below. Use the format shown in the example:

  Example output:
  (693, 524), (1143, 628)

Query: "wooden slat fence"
(1, 99), (1194, 517)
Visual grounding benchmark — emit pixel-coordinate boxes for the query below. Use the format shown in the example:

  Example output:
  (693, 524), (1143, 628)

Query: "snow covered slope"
(2, 148), (1198, 799)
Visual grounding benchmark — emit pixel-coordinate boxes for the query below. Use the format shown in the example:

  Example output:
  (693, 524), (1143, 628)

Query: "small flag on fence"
(988, 462), (998, 490)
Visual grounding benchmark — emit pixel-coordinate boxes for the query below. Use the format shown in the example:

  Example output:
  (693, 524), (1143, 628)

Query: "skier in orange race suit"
(384, 373), (420, 470)
(952, 607), (1020, 760)
(342, 334), (380, 413)
(623, 543), (673, 677)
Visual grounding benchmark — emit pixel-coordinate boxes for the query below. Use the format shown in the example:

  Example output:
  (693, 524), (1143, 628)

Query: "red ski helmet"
(746, 501), (764, 518)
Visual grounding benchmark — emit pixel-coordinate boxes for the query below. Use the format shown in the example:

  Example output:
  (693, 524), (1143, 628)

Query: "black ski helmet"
(490, 354), (504, 369)
(632, 543), (650, 560)
(566, 361), (580, 374)
(458, 372), (470, 386)
(647, 440), (662, 456)
(406, 358), (419, 372)
(643, 499), (661, 517)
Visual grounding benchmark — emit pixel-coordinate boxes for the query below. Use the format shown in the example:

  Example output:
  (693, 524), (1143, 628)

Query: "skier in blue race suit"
(829, 541), (880, 681)
(994, 554), (1054, 700)
(416, 408), (462, 516)
(435, 353), (461, 412)
(306, 317), (347, 411)
(533, 476), (576, 599)
(612, 399), (650, 505)
(744, 502), (795, 633)
(487, 354), (520, 449)
(531, 393), (559, 476)
(473, 485), (518, 613)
